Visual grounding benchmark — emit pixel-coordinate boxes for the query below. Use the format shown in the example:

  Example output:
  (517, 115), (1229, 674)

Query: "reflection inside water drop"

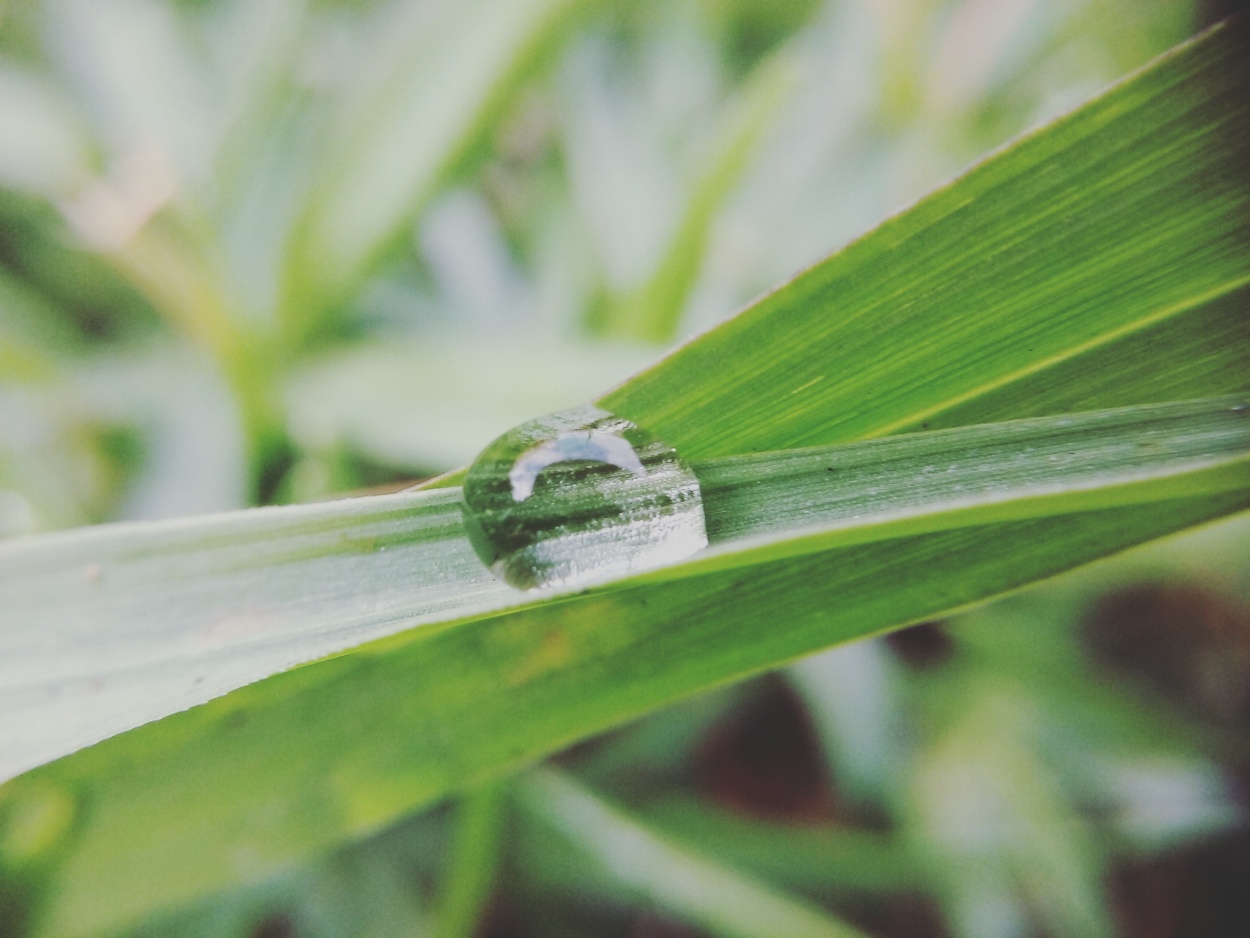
(509, 429), (646, 501)
(461, 405), (707, 590)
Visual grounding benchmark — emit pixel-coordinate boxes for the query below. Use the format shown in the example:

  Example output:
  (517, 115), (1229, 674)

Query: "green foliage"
(1, 2), (1248, 937)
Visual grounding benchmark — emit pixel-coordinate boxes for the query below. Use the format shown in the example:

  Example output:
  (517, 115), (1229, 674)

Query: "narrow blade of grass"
(3, 398), (1243, 783)
(280, 0), (584, 336)
(9, 469), (1249, 933)
(600, 19), (1250, 456)
(513, 767), (872, 938)
(434, 781), (508, 938)
(637, 798), (924, 895)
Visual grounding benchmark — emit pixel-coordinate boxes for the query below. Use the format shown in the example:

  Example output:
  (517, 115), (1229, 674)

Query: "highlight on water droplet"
(461, 405), (708, 590)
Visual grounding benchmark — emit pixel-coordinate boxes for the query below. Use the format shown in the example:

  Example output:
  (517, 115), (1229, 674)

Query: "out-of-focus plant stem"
(605, 49), (799, 344)
(434, 780), (509, 938)
(100, 220), (286, 502)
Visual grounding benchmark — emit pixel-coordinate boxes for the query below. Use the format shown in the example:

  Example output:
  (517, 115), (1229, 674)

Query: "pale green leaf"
(514, 767), (871, 938)
(281, 0), (584, 333)
(4, 398), (1242, 783)
(286, 336), (655, 471)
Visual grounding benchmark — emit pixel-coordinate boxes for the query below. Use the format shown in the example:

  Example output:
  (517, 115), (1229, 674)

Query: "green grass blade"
(280, 0), (583, 337)
(13, 493), (1249, 936)
(910, 282), (1250, 429)
(513, 767), (871, 938)
(600, 19), (1250, 457)
(907, 687), (1116, 938)
(636, 798), (924, 895)
(0, 489), (500, 781)
(605, 53), (800, 343)
(3, 399), (1243, 782)
(433, 781), (508, 938)
(680, 397), (1250, 576)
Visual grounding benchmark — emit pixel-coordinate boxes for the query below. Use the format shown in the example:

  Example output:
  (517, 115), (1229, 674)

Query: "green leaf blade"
(515, 767), (872, 938)
(4, 399), (1242, 783)
(22, 492), (1250, 937)
(281, 0), (585, 332)
(600, 19), (1250, 457)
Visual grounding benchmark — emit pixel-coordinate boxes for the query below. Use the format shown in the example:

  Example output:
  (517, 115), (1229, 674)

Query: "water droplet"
(461, 405), (707, 590)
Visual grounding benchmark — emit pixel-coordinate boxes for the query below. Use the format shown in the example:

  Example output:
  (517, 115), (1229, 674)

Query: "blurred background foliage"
(1, 0), (1249, 936)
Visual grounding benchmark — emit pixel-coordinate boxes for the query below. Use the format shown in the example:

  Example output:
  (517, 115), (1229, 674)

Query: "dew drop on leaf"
(461, 405), (708, 590)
